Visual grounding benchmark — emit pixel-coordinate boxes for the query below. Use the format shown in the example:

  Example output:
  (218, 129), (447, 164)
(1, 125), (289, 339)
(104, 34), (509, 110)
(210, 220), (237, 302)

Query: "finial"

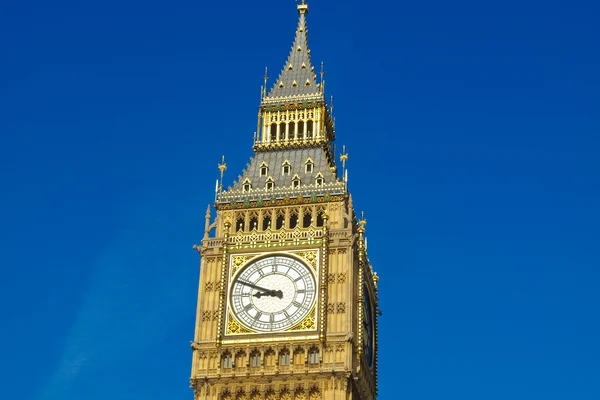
(340, 145), (348, 169)
(359, 211), (367, 227)
(217, 155), (227, 193)
(297, 0), (308, 14)
(320, 62), (325, 93)
(262, 67), (269, 100)
(329, 95), (335, 115)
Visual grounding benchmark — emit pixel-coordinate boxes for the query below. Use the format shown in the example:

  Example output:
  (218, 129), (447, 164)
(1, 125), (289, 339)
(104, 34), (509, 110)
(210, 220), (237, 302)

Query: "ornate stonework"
(190, 2), (378, 400)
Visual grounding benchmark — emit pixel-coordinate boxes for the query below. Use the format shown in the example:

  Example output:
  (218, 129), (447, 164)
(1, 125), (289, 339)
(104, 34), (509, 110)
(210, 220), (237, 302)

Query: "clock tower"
(190, 2), (379, 399)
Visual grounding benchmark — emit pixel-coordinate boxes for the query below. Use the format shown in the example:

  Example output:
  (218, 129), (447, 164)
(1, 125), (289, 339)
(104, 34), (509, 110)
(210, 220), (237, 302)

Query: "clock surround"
(224, 250), (321, 337)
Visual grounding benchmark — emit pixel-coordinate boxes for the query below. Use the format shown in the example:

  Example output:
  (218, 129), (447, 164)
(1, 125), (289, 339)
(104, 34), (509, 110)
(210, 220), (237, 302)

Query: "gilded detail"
(191, 2), (378, 399)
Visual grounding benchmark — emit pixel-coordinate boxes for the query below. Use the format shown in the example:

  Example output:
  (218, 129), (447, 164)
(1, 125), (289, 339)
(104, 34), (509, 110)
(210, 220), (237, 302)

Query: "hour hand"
(253, 290), (284, 299)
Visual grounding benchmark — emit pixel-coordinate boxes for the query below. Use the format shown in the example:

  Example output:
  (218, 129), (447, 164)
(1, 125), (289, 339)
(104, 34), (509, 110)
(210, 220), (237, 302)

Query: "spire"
(265, 1), (322, 101)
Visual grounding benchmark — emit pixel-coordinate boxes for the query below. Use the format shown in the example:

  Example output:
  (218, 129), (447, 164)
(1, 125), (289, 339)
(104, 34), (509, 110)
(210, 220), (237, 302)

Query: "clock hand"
(238, 280), (284, 299)
(237, 280), (274, 293)
(253, 290), (284, 299)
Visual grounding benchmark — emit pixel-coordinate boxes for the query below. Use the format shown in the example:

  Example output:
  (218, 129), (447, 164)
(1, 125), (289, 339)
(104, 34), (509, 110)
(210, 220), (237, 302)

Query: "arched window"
(297, 121), (304, 140)
(262, 211), (272, 230)
(289, 122), (296, 139)
(270, 123), (277, 141)
(293, 347), (304, 365)
(276, 211), (285, 229)
(264, 348), (276, 367)
(306, 120), (313, 139)
(243, 179), (251, 192)
(315, 174), (324, 186)
(316, 208), (325, 227)
(292, 175), (301, 189)
(222, 352), (232, 369)
(279, 122), (286, 140)
(235, 350), (246, 368)
(265, 177), (274, 191)
(279, 349), (290, 366)
(260, 162), (268, 177)
(282, 161), (291, 175)
(249, 212), (259, 231)
(303, 209), (312, 228)
(289, 210), (299, 229)
(236, 216), (245, 232)
(250, 350), (261, 368)
(308, 347), (319, 365)
(305, 159), (314, 173)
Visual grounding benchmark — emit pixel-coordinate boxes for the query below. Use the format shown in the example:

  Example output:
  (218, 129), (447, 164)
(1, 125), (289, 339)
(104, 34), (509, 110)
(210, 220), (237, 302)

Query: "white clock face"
(230, 255), (316, 332)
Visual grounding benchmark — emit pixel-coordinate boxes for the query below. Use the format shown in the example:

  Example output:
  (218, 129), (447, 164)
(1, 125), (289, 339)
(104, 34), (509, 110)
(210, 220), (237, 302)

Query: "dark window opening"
(316, 211), (324, 227)
(276, 214), (285, 229)
(306, 120), (313, 138)
(236, 217), (245, 232)
(249, 216), (259, 231)
(283, 165), (290, 175)
(306, 163), (313, 173)
(266, 181), (274, 190)
(260, 166), (268, 176)
(303, 212), (312, 228)
(270, 123), (277, 141)
(297, 121), (304, 140)
(289, 214), (298, 229)
(262, 215), (271, 230)
(289, 122), (296, 139)
(292, 179), (300, 188)
(279, 122), (286, 140)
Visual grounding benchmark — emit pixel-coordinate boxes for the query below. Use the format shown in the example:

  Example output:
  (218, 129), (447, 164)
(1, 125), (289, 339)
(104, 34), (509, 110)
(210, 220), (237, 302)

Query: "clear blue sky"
(1, 0), (599, 399)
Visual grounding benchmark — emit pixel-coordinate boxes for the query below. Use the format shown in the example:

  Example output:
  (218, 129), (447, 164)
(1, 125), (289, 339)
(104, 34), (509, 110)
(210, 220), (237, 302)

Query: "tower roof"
(264, 2), (322, 102)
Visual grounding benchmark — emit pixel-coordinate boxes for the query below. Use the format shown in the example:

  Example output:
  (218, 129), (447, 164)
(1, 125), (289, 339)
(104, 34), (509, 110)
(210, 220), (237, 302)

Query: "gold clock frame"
(223, 249), (321, 340)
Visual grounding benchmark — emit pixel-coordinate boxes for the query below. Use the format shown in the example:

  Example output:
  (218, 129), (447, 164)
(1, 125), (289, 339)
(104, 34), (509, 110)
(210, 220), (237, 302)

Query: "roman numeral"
(292, 301), (303, 308)
(244, 304), (253, 311)
(255, 312), (262, 320)
(297, 289), (306, 294)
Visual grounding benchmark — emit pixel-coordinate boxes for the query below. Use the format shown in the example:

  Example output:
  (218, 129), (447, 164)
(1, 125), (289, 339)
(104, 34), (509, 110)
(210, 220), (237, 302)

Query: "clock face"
(363, 285), (374, 369)
(230, 255), (317, 332)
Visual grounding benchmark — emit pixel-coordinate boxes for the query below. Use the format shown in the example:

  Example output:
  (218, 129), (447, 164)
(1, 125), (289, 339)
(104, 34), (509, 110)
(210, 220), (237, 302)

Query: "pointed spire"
(265, 1), (321, 101)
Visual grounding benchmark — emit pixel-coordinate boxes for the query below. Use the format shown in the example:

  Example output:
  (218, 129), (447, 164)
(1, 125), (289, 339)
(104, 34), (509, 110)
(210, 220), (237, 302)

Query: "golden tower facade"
(190, 3), (379, 399)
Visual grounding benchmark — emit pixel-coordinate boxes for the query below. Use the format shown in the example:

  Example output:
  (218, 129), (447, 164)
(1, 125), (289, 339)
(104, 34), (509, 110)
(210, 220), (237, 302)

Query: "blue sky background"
(1, 0), (599, 398)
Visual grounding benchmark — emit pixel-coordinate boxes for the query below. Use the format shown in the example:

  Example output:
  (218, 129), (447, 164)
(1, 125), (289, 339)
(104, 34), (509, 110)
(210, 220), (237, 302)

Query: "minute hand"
(237, 280), (275, 294)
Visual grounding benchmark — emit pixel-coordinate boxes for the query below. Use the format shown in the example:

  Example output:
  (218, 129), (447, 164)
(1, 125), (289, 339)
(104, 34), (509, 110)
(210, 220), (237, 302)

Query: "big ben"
(190, 2), (379, 399)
